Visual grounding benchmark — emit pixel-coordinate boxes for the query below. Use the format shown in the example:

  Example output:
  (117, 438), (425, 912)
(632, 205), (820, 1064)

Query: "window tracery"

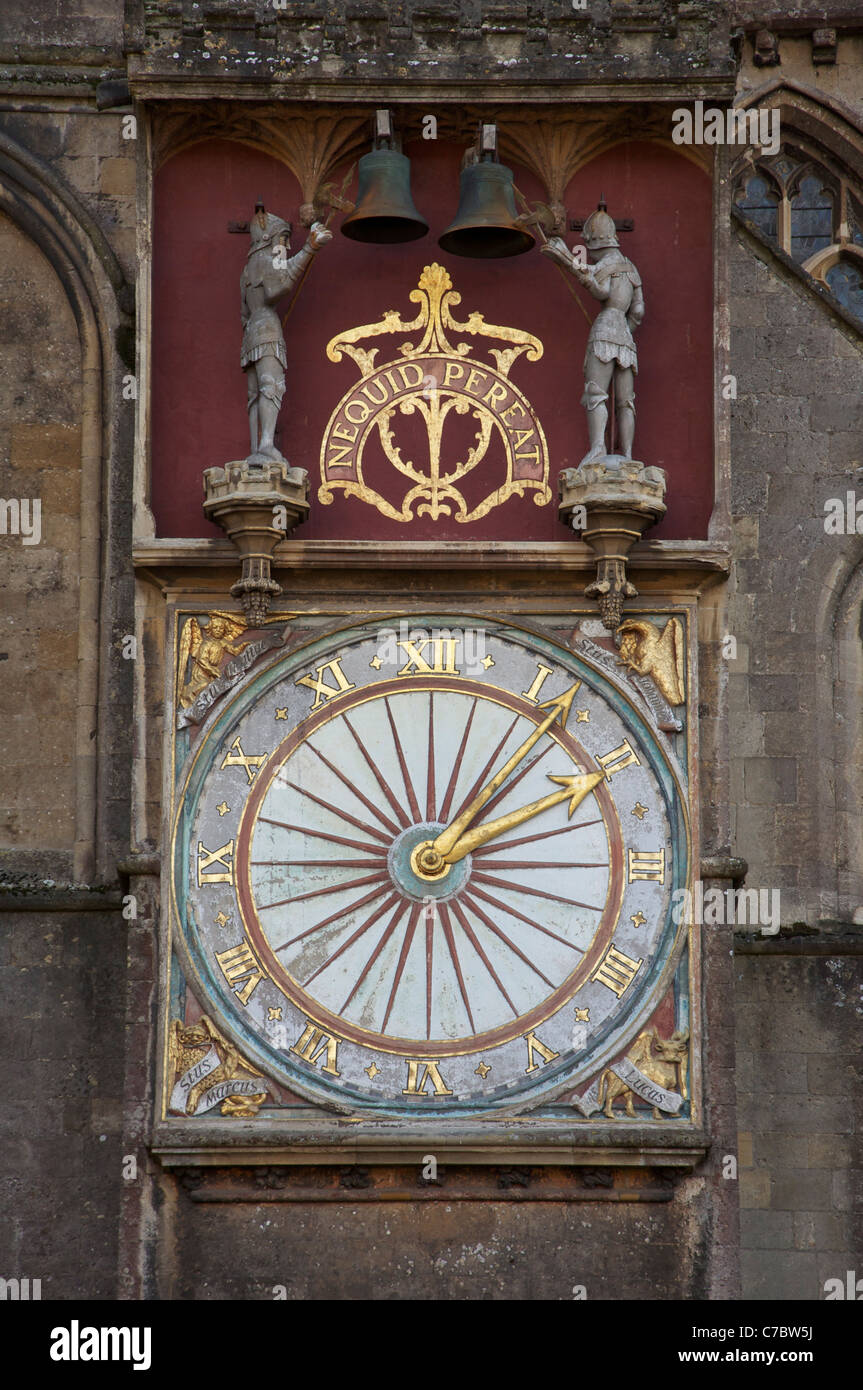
(734, 141), (863, 327)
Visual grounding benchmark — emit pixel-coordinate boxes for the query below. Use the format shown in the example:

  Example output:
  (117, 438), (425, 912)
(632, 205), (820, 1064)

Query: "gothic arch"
(0, 130), (133, 883)
(814, 549), (863, 923)
(733, 80), (863, 184)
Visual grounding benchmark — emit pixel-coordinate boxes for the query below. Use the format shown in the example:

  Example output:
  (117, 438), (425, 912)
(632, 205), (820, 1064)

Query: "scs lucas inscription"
(170, 616), (691, 1118)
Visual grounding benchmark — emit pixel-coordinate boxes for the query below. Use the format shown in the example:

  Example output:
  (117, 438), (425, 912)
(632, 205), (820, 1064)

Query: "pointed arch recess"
(0, 131), (130, 883)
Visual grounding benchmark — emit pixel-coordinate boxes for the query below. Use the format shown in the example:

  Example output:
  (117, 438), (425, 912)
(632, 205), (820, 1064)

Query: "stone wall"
(0, 905), (127, 1299)
(728, 112), (863, 1295)
(0, 102), (137, 884)
(0, 212), (82, 876)
(163, 1172), (730, 1300)
(133, 0), (733, 90)
(735, 944), (863, 1300)
(728, 222), (863, 927)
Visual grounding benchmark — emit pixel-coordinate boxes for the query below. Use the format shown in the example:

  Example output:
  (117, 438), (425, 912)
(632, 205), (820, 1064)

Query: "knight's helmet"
(582, 197), (619, 251)
(248, 200), (292, 257)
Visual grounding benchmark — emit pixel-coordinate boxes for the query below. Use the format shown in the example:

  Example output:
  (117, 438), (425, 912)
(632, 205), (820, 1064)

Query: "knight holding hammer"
(542, 200), (644, 466)
(240, 201), (332, 463)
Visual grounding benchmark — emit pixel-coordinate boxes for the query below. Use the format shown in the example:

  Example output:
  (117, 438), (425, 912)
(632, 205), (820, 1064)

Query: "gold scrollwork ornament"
(319, 262), (551, 523)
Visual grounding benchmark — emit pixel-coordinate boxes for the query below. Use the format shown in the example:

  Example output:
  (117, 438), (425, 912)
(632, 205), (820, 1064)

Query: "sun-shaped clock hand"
(438, 770), (606, 863)
(413, 682), (581, 878)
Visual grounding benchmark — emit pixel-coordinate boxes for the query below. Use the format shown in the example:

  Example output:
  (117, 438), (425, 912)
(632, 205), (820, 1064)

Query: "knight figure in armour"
(240, 203), (332, 464)
(542, 201), (644, 467)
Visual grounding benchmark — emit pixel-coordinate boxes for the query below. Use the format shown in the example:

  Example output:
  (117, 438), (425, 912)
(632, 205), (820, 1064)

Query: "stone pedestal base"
(203, 458), (309, 625)
(559, 457), (667, 630)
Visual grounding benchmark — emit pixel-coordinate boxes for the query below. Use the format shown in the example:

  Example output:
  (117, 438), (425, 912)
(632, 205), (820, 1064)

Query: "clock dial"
(240, 680), (623, 1054)
(172, 617), (689, 1115)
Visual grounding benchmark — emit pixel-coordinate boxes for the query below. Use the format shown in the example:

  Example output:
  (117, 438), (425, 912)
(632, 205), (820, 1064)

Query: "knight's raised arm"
(258, 221), (331, 303)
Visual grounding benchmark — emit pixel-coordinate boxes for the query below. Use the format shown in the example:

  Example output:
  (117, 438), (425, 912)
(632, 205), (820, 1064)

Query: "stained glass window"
(734, 142), (863, 327)
(790, 175), (834, 262)
(826, 257), (863, 321)
(735, 174), (779, 240)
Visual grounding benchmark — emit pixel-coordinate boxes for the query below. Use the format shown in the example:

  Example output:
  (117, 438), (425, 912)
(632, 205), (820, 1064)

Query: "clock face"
(171, 616), (690, 1115)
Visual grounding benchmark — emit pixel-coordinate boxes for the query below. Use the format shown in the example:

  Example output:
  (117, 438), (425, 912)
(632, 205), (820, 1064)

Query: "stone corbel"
(203, 459), (309, 626)
(559, 459), (667, 631)
(753, 29), (780, 67)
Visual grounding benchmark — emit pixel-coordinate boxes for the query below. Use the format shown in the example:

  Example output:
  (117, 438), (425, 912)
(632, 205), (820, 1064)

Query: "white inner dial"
(248, 688), (613, 1045)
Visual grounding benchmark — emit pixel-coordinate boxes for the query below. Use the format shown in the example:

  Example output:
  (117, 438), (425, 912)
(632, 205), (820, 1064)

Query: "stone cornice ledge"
(153, 1121), (710, 1171)
(128, 77), (737, 105)
(134, 536), (730, 575)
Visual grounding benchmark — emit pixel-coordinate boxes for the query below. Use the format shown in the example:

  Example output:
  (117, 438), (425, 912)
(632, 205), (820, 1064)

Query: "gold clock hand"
(431, 682), (581, 861)
(441, 771), (605, 863)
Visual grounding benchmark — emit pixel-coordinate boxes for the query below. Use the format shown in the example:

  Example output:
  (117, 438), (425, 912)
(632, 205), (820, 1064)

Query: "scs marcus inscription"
(169, 617), (691, 1118)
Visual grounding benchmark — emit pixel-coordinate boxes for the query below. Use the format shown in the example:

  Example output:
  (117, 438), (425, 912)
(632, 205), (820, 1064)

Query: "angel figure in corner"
(177, 613), (249, 710)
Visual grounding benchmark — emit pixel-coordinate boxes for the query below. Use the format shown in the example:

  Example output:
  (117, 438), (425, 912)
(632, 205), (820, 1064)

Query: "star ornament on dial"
(175, 619), (687, 1113)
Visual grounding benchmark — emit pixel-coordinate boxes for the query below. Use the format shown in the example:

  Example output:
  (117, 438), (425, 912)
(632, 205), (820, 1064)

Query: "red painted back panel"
(151, 138), (713, 541)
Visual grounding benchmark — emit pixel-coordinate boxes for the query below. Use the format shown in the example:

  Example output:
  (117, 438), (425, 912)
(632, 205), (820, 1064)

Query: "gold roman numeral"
(290, 1021), (341, 1077)
(596, 739), (640, 778)
(396, 636), (461, 677)
(628, 848), (666, 883)
(591, 945), (643, 998)
(402, 1060), (453, 1096)
(521, 663), (554, 702)
(196, 839), (234, 886)
(295, 657), (356, 711)
(524, 1031), (561, 1074)
(215, 939), (264, 1006)
(219, 737), (266, 784)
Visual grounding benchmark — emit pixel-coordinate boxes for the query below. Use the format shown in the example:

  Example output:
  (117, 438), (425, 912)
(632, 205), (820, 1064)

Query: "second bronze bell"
(340, 148), (429, 245)
(438, 161), (535, 259)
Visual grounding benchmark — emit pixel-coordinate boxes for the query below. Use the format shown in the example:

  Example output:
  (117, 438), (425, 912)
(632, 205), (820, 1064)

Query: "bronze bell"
(341, 149), (429, 244)
(438, 161), (535, 259)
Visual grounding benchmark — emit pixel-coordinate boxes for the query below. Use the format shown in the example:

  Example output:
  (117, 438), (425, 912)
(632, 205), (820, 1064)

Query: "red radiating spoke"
(251, 858), (388, 869)
(426, 693), (436, 821)
(458, 894), (555, 988)
(448, 898), (518, 1017)
(437, 902), (476, 1033)
(276, 884), (392, 951)
(450, 715), (520, 823)
(425, 904), (434, 1038)
(306, 739), (401, 837)
(465, 886), (584, 953)
(281, 780), (391, 844)
(343, 714), (411, 829)
(474, 743), (553, 821)
(301, 892), (401, 986)
(481, 860), (609, 871)
(475, 818), (604, 855)
(384, 697), (423, 824)
(259, 818), (384, 854)
(381, 901), (422, 1033)
(472, 871), (603, 913)
(259, 870), (388, 911)
(437, 699), (478, 822)
(340, 899), (410, 1013)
